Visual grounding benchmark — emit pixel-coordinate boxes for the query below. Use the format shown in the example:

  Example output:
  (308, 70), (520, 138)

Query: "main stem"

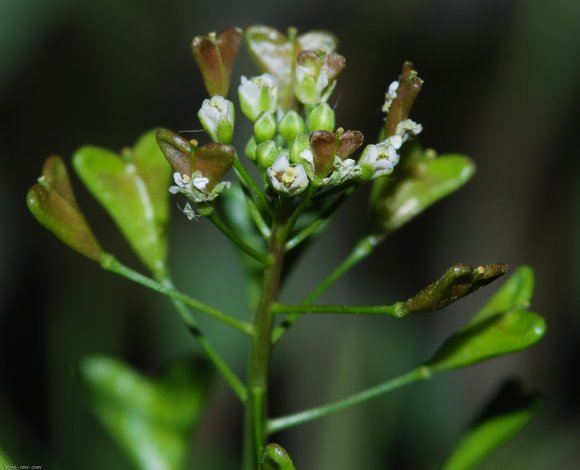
(243, 220), (286, 469)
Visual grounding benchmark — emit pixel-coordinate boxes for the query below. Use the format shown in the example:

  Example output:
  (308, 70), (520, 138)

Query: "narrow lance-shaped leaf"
(73, 130), (171, 278)
(370, 145), (476, 236)
(442, 379), (544, 470)
(78, 355), (212, 470)
(27, 156), (104, 262)
(426, 309), (545, 372)
(261, 443), (298, 470)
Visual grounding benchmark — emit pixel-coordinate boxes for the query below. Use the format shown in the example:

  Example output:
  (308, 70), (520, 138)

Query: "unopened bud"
(307, 102), (335, 132)
(256, 140), (279, 170)
(279, 110), (307, 143)
(253, 111), (277, 143)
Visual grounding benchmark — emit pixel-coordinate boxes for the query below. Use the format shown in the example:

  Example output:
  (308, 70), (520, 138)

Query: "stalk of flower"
(296, 128), (364, 186)
(198, 96), (235, 144)
(238, 73), (278, 122)
(156, 129), (234, 217)
(294, 49), (346, 105)
(266, 152), (309, 197)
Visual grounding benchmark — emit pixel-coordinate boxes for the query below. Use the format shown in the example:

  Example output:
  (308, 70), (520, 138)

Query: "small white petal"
(192, 176), (209, 191)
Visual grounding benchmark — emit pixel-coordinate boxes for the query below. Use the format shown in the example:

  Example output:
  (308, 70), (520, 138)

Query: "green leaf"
(78, 355), (211, 470)
(370, 146), (475, 235)
(0, 445), (14, 466)
(426, 310), (546, 372)
(442, 379), (543, 470)
(27, 156), (104, 262)
(404, 263), (507, 314)
(245, 25), (337, 111)
(467, 265), (535, 327)
(261, 443), (298, 470)
(73, 130), (171, 277)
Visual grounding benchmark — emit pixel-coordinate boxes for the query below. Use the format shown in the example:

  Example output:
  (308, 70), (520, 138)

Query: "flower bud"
(253, 111), (277, 143)
(279, 110), (306, 143)
(238, 74), (278, 122)
(198, 96), (235, 144)
(294, 50), (345, 105)
(307, 102), (335, 132)
(256, 140), (279, 170)
(289, 133), (310, 164)
(245, 136), (257, 161)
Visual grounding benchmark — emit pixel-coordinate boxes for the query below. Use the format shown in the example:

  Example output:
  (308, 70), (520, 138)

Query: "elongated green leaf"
(0, 445), (14, 466)
(27, 156), (104, 262)
(427, 310), (546, 372)
(261, 443), (298, 470)
(370, 146), (475, 235)
(442, 379), (543, 470)
(468, 265), (535, 327)
(78, 355), (211, 470)
(73, 130), (171, 277)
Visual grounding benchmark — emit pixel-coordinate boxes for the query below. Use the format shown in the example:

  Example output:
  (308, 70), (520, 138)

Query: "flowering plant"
(24, 24), (545, 470)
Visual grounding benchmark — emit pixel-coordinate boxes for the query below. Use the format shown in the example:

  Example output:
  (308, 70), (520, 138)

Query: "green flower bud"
(256, 140), (279, 170)
(254, 111), (277, 143)
(289, 133), (310, 164)
(279, 110), (306, 143)
(245, 136), (258, 161)
(307, 102), (335, 132)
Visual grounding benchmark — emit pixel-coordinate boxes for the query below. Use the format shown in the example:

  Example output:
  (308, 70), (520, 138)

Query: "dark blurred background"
(1, 0), (579, 468)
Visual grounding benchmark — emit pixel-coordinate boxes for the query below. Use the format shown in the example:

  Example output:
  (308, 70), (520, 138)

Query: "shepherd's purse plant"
(22, 24), (546, 470)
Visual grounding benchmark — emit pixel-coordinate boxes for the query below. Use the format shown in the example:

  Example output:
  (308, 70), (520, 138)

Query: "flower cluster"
(160, 25), (423, 211)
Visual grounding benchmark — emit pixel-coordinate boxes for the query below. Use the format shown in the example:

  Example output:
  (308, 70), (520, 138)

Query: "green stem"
(245, 193), (271, 239)
(101, 255), (253, 335)
(286, 186), (355, 251)
(267, 367), (432, 434)
(243, 222), (286, 469)
(272, 302), (406, 317)
(272, 234), (382, 342)
(207, 212), (272, 265)
(280, 185), (316, 240)
(167, 293), (247, 402)
(233, 157), (270, 213)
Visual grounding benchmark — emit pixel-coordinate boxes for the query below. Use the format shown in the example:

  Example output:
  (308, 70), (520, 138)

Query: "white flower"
(356, 141), (400, 180)
(396, 119), (423, 143)
(198, 96), (235, 144)
(322, 157), (360, 185)
(382, 81), (399, 114)
(267, 154), (309, 196)
(169, 170), (231, 212)
(238, 74), (278, 122)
